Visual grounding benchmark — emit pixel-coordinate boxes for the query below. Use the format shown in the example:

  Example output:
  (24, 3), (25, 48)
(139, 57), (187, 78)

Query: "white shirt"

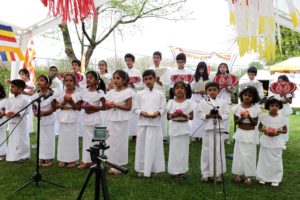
(51, 77), (63, 93)
(133, 88), (166, 127)
(239, 78), (264, 99)
(149, 66), (170, 94)
(5, 94), (29, 124)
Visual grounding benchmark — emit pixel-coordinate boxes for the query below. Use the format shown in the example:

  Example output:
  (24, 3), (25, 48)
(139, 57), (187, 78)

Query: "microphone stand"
(0, 92), (66, 194)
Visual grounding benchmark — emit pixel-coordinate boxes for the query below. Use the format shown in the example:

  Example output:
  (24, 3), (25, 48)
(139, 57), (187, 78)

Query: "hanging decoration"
(227, 0), (300, 61)
(41, 0), (97, 24)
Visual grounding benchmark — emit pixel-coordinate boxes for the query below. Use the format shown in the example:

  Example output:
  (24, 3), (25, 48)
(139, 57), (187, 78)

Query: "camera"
(93, 127), (109, 141)
(210, 109), (219, 116)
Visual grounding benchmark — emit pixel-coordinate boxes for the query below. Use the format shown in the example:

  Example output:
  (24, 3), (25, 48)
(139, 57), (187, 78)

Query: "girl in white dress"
(78, 71), (106, 169)
(190, 62), (209, 140)
(214, 63), (232, 143)
(231, 86), (260, 185)
(273, 75), (293, 149)
(257, 97), (287, 187)
(105, 70), (135, 175)
(167, 81), (193, 179)
(0, 84), (7, 160)
(19, 69), (36, 134)
(32, 75), (56, 167)
(54, 73), (82, 168)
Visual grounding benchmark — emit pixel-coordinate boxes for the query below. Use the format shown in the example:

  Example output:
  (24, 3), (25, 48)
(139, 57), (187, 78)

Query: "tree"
(267, 26), (300, 65)
(59, 0), (188, 67)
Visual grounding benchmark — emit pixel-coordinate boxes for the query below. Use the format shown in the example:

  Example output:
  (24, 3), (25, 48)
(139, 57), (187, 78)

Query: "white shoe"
(258, 180), (265, 185)
(201, 177), (209, 182)
(271, 182), (279, 187)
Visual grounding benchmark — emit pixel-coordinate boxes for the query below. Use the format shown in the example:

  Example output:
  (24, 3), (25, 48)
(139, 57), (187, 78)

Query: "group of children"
(0, 51), (293, 187)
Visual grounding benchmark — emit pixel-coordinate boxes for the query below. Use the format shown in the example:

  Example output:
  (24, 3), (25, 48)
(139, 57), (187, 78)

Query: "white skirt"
(168, 134), (189, 174)
(82, 124), (101, 163)
(128, 113), (138, 136)
(0, 124), (6, 156)
(256, 147), (283, 183)
(201, 130), (226, 177)
(39, 124), (55, 159)
(232, 141), (257, 177)
(106, 120), (129, 165)
(57, 123), (79, 162)
(6, 121), (30, 161)
(161, 113), (168, 138)
(135, 126), (165, 177)
(223, 118), (230, 140)
(189, 117), (205, 138)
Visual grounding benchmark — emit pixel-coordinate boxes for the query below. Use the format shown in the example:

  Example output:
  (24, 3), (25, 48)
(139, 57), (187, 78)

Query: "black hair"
(71, 59), (81, 67)
(86, 70), (106, 93)
(142, 69), (156, 78)
(49, 66), (58, 71)
(38, 74), (52, 88)
(265, 97), (283, 110)
(113, 70), (129, 87)
(247, 66), (257, 75)
(19, 68), (30, 79)
(63, 73), (77, 87)
(278, 75), (289, 82)
(216, 63), (229, 75)
(153, 51), (162, 59)
(124, 53), (135, 62)
(194, 62), (209, 82)
(11, 79), (26, 90)
(205, 81), (220, 91)
(176, 53), (186, 62)
(0, 83), (6, 99)
(169, 81), (192, 99)
(239, 86), (260, 104)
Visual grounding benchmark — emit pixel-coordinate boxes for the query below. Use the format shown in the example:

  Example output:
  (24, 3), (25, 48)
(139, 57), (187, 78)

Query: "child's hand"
(105, 101), (116, 109)
(171, 112), (180, 118)
(217, 113), (222, 119)
(82, 101), (91, 109)
(140, 111), (149, 118)
(6, 112), (15, 118)
(266, 127), (277, 136)
(149, 111), (160, 118)
(241, 110), (250, 119)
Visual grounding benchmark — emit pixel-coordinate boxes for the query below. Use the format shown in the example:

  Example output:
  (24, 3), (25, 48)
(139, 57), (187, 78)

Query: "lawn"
(0, 115), (299, 200)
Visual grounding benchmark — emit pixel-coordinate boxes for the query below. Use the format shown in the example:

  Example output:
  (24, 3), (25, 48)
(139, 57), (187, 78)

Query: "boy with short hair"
(134, 69), (166, 177)
(71, 59), (86, 89)
(5, 79), (30, 162)
(239, 66), (264, 99)
(197, 82), (229, 182)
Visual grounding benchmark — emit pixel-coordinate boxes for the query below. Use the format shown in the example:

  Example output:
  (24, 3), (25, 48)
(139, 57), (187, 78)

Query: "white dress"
(105, 88), (135, 165)
(32, 92), (56, 160)
(51, 76), (63, 136)
(167, 99), (193, 175)
(133, 88), (166, 177)
(216, 86), (231, 139)
(0, 98), (7, 156)
(256, 114), (287, 183)
(231, 104), (260, 177)
(24, 80), (36, 134)
(56, 91), (81, 162)
(190, 78), (207, 138)
(80, 88), (105, 163)
(124, 67), (143, 136)
(197, 98), (229, 177)
(5, 94), (30, 161)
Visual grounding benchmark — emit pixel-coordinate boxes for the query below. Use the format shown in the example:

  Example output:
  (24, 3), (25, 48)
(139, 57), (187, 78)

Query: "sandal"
(108, 168), (121, 175)
(137, 172), (144, 177)
(78, 162), (93, 169)
(244, 178), (252, 186)
(66, 162), (77, 168)
(234, 176), (242, 183)
(58, 162), (66, 168)
(42, 160), (53, 167)
(0, 155), (5, 161)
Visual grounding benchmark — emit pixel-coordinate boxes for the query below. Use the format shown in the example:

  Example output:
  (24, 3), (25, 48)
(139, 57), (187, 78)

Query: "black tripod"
(4, 93), (66, 193)
(77, 140), (128, 200)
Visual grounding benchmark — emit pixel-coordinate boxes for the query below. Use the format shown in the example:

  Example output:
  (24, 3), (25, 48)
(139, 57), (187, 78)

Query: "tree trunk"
(59, 24), (77, 65)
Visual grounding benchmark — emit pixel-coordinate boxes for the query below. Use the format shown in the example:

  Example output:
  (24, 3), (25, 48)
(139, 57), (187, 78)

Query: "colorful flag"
(23, 38), (36, 82)
(0, 24), (25, 61)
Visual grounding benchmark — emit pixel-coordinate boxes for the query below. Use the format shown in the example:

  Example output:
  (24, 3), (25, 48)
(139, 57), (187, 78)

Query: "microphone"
(43, 90), (54, 100)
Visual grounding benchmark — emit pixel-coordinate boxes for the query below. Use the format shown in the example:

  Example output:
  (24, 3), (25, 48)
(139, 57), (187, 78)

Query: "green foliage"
(248, 61), (264, 70)
(0, 67), (11, 94)
(268, 26), (300, 65)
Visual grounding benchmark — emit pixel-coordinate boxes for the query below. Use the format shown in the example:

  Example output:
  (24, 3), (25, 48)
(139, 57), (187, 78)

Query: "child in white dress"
(257, 97), (287, 187)
(231, 86), (260, 185)
(134, 69), (166, 177)
(105, 70), (135, 175)
(167, 81), (193, 179)
(5, 79), (30, 162)
(32, 75), (56, 167)
(197, 82), (229, 182)
(55, 73), (82, 168)
(0, 83), (7, 160)
(78, 71), (106, 169)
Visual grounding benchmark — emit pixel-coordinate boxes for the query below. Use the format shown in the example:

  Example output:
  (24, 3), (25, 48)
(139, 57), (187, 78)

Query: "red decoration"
(41, 0), (97, 24)
(171, 74), (194, 84)
(128, 77), (141, 84)
(241, 110), (249, 118)
(267, 127), (276, 136)
(213, 74), (238, 87)
(270, 81), (297, 95)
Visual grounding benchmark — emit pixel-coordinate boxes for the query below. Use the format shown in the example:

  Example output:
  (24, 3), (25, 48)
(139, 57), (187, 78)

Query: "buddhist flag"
(23, 38), (36, 82)
(0, 24), (25, 61)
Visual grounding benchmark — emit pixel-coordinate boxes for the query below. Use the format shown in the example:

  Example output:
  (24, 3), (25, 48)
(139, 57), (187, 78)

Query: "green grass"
(0, 115), (300, 200)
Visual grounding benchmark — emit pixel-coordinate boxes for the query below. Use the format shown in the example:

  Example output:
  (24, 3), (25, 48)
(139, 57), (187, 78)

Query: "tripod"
(77, 140), (128, 200)
(8, 93), (66, 193)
